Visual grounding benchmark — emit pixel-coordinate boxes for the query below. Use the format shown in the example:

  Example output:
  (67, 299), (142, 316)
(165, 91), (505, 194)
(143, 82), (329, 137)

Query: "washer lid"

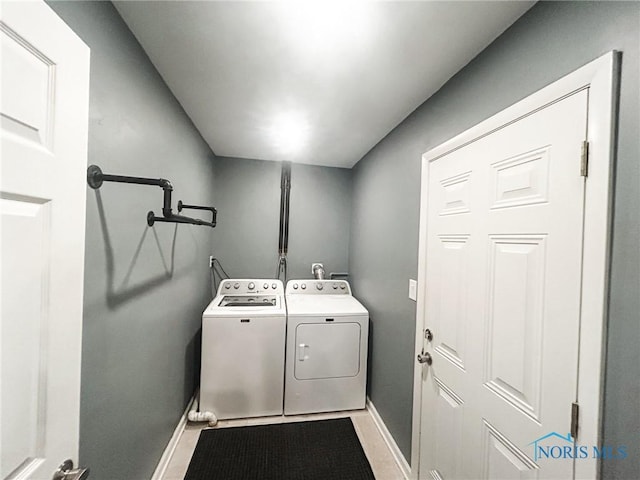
(204, 294), (285, 316)
(218, 295), (277, 307)
(285, 294), (368, 316)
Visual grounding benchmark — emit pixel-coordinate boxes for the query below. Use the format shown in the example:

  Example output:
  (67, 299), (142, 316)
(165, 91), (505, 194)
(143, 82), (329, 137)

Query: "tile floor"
(162, 409), (406, 480)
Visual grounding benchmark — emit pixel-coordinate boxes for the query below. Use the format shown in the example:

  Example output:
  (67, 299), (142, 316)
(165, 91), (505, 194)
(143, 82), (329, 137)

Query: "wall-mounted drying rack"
(87, 165), (216, 228)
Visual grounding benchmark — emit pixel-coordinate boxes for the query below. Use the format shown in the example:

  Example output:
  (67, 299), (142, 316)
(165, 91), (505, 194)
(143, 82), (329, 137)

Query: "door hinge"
(571, 402), (580, 440)
(580, 141), (589, 177)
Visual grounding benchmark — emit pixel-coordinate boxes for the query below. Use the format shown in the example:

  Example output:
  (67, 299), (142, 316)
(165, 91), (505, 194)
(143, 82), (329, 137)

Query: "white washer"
(200, 279), (286, 419)
(284, 279), (369, 415)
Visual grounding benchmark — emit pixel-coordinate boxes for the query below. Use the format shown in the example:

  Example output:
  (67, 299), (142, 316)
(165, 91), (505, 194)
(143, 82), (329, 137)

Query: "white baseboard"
(151, 393), (197, 480)
(366, 397), (412, 479)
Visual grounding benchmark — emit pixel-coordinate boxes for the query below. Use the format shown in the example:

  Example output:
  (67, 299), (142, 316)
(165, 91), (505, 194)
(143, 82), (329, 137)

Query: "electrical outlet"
(209, 256), (214, 268)
(409, 279), (417, 301)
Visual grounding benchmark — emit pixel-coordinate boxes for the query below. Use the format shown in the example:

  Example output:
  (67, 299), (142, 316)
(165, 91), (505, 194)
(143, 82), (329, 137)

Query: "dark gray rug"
(184, 417), (376, 480)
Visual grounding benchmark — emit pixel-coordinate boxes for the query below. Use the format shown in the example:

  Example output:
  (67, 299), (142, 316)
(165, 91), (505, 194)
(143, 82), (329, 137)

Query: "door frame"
(411, 51), (619, 480)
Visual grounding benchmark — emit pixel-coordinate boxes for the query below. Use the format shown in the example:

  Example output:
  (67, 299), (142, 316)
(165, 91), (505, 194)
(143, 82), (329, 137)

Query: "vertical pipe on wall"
(276, 161), (292, 280)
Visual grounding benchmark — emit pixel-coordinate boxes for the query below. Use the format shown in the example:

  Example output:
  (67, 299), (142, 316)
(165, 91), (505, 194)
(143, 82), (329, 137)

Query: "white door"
(295, 322), (361, 379)
(1, 1), (89, 478)
(419, 90), (588, 479)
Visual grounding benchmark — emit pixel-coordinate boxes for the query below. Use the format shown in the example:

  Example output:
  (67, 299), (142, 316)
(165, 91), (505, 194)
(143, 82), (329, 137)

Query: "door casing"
(411, 51), (619, 480)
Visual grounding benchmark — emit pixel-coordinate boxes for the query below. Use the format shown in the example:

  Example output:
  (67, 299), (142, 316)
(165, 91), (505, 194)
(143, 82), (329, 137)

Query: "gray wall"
(47, 2), (216, 479)
(212, 156), (351, 282)
(349, 3), (640, 478)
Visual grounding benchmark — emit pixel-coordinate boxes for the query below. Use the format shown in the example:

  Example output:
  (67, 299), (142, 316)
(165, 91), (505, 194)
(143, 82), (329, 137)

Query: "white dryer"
(200, 279), (286, 419)
(284, 279), (369, 415)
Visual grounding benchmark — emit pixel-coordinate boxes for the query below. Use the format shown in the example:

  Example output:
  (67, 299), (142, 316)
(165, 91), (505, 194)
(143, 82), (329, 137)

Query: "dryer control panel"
(218, 279), (284, 296)
(286, 280), (351, 295)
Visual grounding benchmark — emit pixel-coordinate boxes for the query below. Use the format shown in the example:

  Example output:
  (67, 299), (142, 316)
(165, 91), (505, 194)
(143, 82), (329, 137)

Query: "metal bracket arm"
(177, 200), (217, 227)
(87, 165), (216, 228)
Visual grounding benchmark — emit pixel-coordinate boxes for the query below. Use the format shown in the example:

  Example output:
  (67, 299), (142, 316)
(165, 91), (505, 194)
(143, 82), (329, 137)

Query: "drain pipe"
(275, 162), (292, 281)
(188, 388), (217, 426)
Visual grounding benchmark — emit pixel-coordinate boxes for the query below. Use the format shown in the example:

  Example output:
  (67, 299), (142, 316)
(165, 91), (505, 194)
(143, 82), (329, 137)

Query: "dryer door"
(295, 322), (361, 380)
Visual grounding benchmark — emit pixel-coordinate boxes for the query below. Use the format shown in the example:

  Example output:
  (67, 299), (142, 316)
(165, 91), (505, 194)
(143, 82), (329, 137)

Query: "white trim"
(574, 51), (618, 480)
(366, 397), (411, 479)
(151, 394), (197, 480)
(411, 51), (618, 480)
(410, 126), (432, 480)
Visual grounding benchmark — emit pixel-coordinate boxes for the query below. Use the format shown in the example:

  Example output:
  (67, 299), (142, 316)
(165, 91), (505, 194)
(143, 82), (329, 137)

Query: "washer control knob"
(234, 283), (240, 289)
(263, 283), (269, 289)
(340, 284), (346, 290)
(316, 283), (324, 291)
(248, 282), (255, 290)
(272, 283), (277, 289)
(293, 284), (298, 289)
(333, 283), (338, 289)
(301, 284), (307, 290)
(225, 283), (231, 289)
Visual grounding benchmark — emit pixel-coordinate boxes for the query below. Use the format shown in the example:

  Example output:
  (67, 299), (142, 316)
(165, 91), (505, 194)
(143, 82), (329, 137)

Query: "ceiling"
(114, 1), (534, 168)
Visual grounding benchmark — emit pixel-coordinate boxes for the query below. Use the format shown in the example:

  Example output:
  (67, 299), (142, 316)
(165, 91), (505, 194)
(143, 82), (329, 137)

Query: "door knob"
(417, 351), (432, 365)
(53, 459), (90, 480)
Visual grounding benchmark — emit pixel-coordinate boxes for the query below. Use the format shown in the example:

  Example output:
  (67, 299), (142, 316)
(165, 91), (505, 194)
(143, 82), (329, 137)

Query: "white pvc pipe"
(188, 388), (218, 426)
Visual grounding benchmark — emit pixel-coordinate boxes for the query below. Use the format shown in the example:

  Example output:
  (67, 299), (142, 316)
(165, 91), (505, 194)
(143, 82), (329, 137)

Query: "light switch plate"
(409, 279), (417, 301)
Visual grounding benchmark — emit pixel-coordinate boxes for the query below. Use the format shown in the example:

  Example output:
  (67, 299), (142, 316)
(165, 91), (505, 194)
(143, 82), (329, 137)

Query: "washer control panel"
(218, 279), (284, 296)
(286, 280), (351, 295)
